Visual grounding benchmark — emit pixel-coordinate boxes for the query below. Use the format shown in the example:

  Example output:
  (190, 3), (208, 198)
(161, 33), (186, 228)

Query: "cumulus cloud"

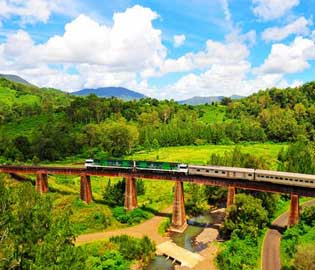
(160, 39), (249, 75)
(0, 5), (167, 92)
(160, 67), (293, 100)
(256, 36), (315, 75)
(173, 34), (186, 47)
(252, 0), (299, 20)
(262, 17), (312, 42)
(0, 0), (77, 24)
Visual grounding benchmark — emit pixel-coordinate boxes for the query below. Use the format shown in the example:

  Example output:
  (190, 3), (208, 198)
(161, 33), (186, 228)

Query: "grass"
(198, 104), (226, 123)
(127, 143), (287, 169)
(0, 113), (65, 139)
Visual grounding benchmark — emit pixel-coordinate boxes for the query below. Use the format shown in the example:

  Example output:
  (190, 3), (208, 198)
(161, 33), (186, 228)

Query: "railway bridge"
(1, 165), (315, 230)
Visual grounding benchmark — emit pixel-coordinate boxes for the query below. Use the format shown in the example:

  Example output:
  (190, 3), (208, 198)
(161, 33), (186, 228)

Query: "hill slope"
(72, 87), (146, 100)
(179, 95), (243, 105)
(0, 74), (32, 85)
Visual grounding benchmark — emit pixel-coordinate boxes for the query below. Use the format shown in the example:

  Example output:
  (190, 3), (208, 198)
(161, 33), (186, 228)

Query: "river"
(147, 214), (214, 270)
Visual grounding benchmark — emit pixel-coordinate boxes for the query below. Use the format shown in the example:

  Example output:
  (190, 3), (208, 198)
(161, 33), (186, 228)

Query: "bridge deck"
(156, 241), (205, 268)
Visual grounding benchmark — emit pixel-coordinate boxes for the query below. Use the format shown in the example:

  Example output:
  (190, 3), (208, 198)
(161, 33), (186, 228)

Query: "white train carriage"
(188, 165), (255, 181)
(255, 169), (315, 188)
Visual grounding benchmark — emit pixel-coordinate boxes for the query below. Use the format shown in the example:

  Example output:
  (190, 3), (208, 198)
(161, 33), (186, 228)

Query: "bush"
(112, 207), (149, 225)
(217, 236), (259, 270)
(109, 235), (155, 263)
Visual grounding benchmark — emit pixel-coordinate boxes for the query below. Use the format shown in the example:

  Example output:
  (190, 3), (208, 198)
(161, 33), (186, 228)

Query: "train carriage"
(255, 169), (315, 188)
(188, 165), (255, 180)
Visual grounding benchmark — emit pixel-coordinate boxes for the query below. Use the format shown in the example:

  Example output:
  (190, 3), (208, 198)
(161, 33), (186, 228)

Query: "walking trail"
(262, 199), (315, 270)
(76, 206), (219, 270)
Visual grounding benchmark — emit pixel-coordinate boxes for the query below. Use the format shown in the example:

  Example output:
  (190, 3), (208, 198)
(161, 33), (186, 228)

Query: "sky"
(0, 0), (314, 100)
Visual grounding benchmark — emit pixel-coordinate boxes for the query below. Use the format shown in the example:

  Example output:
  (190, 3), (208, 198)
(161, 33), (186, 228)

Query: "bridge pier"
(227, 186), (236, 207)
(170, 181), (187, 232)
(288, 194), (300, 226)
(124, 177), (138, 211)
(80, 174), (92, 204)
(36, 172), (48, 193)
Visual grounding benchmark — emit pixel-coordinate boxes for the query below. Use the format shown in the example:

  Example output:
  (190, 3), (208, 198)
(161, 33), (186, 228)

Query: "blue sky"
(0, 0), (314, 100)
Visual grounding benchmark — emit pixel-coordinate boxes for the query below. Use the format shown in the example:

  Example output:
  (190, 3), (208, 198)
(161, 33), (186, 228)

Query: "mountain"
(0, 74), (32, 85)
(178, 95), (244, 105)
(72, 87), (146, 100)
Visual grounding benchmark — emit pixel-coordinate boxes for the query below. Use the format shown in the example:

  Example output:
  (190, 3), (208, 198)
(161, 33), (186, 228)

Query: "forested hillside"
(0, 78), (315, 163)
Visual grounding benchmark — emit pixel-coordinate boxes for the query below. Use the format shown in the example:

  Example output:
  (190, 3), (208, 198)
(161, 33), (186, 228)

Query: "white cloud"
(173, 34), (186, 47)
(262, 17), (312, 42)
(160, 38), (249, 75)
(256, 37), (315, 75)
(0, 0), (77, 24)
(160, 66), (294, 100)
(0, 5), (167, 92)
(312, 30), (315, 39)
(40, 6), (166, 72)
(252, 0), (299, 20)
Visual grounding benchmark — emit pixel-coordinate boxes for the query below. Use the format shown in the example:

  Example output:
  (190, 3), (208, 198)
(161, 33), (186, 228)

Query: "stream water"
(147, 214), (214, 270)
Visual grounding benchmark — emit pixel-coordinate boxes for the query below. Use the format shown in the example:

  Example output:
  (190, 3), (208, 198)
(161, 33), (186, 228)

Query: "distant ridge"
(0, 73), (32, 85)
(178, 95), (244, 105)
(72, 87), (146, 100)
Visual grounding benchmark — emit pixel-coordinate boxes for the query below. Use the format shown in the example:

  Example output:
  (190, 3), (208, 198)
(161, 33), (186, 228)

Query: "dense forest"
(1, 78), (315, 163)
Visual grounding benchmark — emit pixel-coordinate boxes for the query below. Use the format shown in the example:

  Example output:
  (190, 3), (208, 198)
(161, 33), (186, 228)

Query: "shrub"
(112, 207), (149, 225)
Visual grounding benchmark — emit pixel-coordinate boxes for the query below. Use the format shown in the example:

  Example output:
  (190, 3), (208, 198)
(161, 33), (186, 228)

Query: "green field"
(127, 143), (286, 169)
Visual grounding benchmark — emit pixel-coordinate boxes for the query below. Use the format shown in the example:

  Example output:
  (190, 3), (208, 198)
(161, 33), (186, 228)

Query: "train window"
(261, 175), (264, 178)
(206, 170), (209, 173)
(295, 179), (298, 182)
(265, 176), (269, 178)
(275, 177), (279, 179)
(222, 171), (226, 174)
(197, 169), (201, 172)
(299, 180), (303, 182)
(305, 180), (309, 183)
(215, 170), (218, 173)
(285, 178), (288, 180)
(248, 174), (252, 176)
(280, 177), (283, 180)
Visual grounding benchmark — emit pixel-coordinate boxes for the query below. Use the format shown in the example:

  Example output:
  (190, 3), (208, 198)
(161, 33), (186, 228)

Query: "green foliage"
(109, 235), (155, 264)
(112, 207), (150, 225)
(89, 250), (130, 270)
(185, 183), (208, 216)
(217, 235), (259, 270)
(103, 179), (125, 206)
(0, 178), (86, 269)
(158, 217), (171, 235)
(85, 235), (155, 269)
(281, 206), (315, 269)
(209, 146), (268, 169)
(223, 193), (268, 239)
(292, 244), (315, 270)
(278, 139), (315, 174)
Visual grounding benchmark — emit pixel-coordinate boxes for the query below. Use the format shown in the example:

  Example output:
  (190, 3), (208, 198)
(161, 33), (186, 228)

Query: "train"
(85, 159), (315, 188)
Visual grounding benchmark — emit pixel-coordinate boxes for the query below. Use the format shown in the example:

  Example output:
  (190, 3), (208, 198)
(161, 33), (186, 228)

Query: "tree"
(223, 193), (268, 239)
(278, 139), (315, 174)
(293, 244), (315, 270)
(0, 181), (86, 269)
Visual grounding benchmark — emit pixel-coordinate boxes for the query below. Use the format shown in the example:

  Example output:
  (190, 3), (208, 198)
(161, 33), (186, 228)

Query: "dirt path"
(76, 206), (172, 245)
(262, 200), (315, 270)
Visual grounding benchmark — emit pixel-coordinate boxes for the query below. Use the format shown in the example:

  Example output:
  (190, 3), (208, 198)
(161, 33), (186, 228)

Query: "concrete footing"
(124, 177), (138, 211)
(80, 174), (92, 204)
(170, 181), (187, 232)
(288, 194), (299, 226)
